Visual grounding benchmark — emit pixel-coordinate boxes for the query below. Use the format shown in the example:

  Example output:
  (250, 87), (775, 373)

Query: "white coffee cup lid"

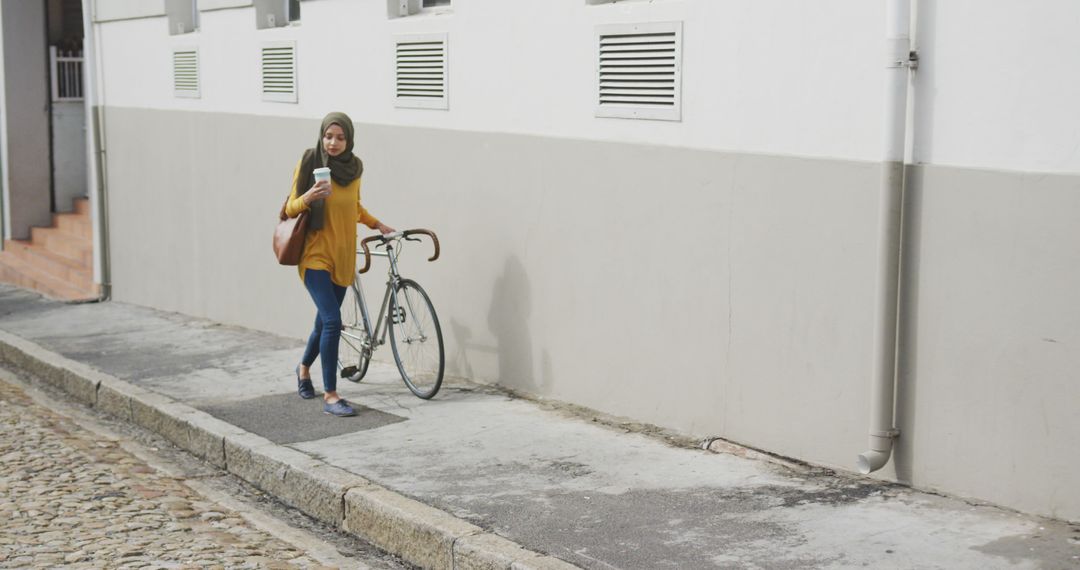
(313, 167), (331, 174)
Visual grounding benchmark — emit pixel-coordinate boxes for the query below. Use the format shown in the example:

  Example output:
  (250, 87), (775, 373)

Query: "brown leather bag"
(273, 197), (308, 265)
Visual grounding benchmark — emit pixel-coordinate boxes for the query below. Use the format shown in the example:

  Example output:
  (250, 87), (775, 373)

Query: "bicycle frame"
(337, 229), (444, 397)
(338, 229), (441, 382)
(337, 243), (403, 369)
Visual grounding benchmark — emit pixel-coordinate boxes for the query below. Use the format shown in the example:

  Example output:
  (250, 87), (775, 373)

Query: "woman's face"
(322, 124), (347, 157)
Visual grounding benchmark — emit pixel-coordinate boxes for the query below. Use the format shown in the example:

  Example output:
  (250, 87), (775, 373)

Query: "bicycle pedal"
(340, 366), (357, 378)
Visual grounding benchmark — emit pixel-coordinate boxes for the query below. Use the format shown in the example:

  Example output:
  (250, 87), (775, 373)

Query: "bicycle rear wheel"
(339, 284), (370, 383)
(388, 279), (444, 399)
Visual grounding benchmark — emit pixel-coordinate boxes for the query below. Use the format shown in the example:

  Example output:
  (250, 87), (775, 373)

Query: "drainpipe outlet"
(857, 429), (900, 474)
(857, 450), (889, 474)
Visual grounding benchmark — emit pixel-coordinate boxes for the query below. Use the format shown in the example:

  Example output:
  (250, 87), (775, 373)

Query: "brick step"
(30, 226), (92, 266)
(1, 196), (98, 301)
(0, 251), (96, 301)
(3, 239), (93, 290)
(54, 211), (92, 239)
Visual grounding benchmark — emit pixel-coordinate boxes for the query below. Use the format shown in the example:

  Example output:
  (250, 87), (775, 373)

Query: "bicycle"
(337, 229), (445, 399)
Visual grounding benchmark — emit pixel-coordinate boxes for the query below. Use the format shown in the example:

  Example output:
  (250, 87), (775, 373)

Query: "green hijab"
(300, 112), (364, 231)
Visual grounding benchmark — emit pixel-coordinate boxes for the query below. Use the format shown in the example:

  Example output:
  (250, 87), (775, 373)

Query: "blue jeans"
(301, 269), (347, 393)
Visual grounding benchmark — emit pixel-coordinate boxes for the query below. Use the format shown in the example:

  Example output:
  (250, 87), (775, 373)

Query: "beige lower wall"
(103, 107), (1079, 522)
(893, 167), (1080, 521)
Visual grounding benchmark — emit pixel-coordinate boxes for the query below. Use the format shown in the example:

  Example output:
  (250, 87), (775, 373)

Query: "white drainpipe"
(82, 0), (111, 301)
(857, 0), (915, 474)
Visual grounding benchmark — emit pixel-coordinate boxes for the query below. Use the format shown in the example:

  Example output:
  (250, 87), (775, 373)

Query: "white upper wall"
(95, 0), (886, 163)
(94, 0), (1080, 173)
(94, 0), (165, 22)
(911, 0), (1080, 174)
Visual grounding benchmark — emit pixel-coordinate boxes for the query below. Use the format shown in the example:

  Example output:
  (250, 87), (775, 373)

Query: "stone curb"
(0, 329), (580, 570)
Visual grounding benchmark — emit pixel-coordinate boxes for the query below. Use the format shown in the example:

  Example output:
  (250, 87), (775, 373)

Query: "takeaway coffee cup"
(313, 167), (331, 185)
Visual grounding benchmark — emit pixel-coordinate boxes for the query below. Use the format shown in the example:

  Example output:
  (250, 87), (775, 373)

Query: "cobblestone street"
(0, 374), (402, 569)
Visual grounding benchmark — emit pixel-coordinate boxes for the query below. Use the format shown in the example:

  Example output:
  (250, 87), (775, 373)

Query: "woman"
(285, 112), (394, 417)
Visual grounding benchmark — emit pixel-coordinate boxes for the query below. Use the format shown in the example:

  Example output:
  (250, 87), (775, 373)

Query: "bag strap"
(280, 189), (304, 222)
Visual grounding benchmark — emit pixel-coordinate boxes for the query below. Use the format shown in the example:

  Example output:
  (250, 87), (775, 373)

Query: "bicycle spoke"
(389, 280), (444, 399)
(338, 286), (371, 382)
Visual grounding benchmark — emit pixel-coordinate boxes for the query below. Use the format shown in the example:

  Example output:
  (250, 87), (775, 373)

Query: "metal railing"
(50, 46), (84, 102)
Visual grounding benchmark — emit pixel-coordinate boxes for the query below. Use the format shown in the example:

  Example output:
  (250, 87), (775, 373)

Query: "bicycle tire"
(339, 284), (371, 383)
(388, 279), (444, 399)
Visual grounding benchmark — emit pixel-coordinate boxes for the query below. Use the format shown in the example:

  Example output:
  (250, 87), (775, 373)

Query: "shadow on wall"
(449, 254), (555, 396)
(910, 0), (938, 164)
(444, 256), (549, 394)
(447, 318), (480, 381)
(892, 166), (927, 485)
(483, 256), (551, 395)
(892, 1), (938, 483)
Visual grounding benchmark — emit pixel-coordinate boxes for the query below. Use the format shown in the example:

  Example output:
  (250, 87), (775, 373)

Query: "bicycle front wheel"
(339, 285), (370, 383)
(388, 279), (444, 399)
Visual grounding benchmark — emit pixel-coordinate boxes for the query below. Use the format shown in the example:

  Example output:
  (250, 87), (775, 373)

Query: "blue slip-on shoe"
(296, 365), (316, 400)
(324, 399), (356, 417)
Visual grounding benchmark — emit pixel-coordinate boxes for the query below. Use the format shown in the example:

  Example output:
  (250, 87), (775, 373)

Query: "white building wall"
(97, 0), (1080, 173)
(911, 0), (1080, 173)
(89, 0), (1080, 522)
(93, 0), (164, 23)
(98, 0), (886, 162)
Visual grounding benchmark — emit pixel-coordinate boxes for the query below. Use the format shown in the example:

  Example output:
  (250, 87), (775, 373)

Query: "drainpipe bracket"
(885, 50), (919, 70)
(906, 50), (919, 70)
(871, 428), (901, 439)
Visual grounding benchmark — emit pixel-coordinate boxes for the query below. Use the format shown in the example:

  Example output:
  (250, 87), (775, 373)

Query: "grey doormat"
(197, 392), (406, 445)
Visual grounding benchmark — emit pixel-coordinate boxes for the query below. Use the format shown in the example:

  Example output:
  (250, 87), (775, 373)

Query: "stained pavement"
(0, 285), (1077, 569)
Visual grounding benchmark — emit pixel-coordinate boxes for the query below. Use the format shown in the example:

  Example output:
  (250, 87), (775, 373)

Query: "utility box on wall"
(255, 0), (299, 29)
(165, 0), (198, 35)
(387, 0), (450, 19)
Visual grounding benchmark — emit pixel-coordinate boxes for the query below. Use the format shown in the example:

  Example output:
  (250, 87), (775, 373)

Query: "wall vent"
(261, 41), (297, 103)
(172, 48), (200, 98)
(596, 22), (682, 121)
(395, 34), (448, 110)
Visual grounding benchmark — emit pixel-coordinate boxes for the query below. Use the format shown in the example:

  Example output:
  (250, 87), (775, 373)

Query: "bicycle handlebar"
(358, 229), (441, 274)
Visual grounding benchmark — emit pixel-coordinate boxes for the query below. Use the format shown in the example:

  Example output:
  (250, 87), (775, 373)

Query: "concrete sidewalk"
(0, 285), (1076, 569)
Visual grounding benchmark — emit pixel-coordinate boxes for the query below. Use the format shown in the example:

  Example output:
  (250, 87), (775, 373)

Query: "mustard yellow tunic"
(285, 160), (381, 287)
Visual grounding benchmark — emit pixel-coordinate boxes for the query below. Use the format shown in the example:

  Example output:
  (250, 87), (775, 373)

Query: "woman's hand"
(302, 180), (331, 206)
(376, 222), (396, 235)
